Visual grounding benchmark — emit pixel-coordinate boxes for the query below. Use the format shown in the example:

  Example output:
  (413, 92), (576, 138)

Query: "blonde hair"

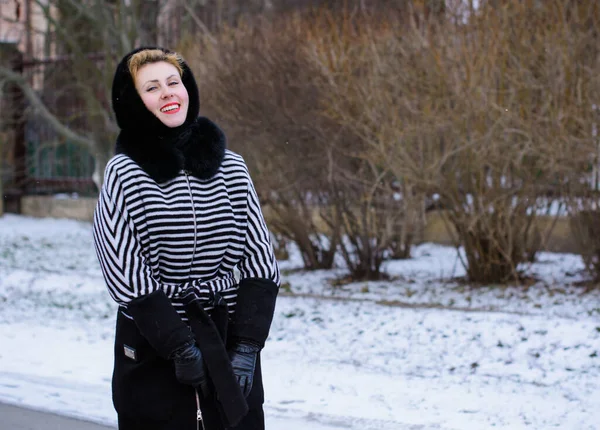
(128, 49), (184, 79)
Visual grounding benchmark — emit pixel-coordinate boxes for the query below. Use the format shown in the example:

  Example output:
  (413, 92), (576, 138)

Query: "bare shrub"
(307, 2), (598, 284)
(330, 169), (420, 280)
(570, 209), (600, 279)
(187, 9), (426, 279)
(553, 2), (600, 281)
(303, 9), (427, 279)
(185, 14), (343, 270)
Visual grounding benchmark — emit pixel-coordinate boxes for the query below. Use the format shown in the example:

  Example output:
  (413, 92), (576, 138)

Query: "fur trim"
(116, 116), (226, 183)
(175, 117), (227, 180)
(115, 129), (183, 183)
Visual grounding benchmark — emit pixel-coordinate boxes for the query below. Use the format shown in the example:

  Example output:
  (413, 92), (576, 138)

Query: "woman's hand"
(171, 341), (210, 396)
(228, 342), (260, 397)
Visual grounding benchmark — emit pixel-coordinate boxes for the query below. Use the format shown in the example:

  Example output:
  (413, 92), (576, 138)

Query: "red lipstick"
(160, 102), (180, 114)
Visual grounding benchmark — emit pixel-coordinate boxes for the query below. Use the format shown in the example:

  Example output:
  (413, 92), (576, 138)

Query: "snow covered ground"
(0, 214), (598, 429)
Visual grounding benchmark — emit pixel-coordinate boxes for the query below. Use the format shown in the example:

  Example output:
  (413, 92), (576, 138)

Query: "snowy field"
(0, 214), (599, 429)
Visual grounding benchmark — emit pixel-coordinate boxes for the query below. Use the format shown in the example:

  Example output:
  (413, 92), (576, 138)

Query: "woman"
(93, 47), (280, 430)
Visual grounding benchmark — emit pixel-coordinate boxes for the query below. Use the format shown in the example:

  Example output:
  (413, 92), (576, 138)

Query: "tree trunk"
(0, 144), (4, 216)
(137, 0), (160, 45)
(0, 43), (25, 214)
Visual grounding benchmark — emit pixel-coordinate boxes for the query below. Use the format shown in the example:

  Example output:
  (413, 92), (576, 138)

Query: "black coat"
(113, 278), (278, 430)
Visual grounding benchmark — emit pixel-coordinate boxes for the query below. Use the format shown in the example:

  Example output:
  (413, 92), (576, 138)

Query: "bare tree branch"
(0, 65), (95, 149)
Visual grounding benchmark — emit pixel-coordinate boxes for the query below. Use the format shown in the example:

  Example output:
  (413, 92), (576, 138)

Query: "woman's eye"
(168, 81), (179, 86)
(146, 86), (157, 92)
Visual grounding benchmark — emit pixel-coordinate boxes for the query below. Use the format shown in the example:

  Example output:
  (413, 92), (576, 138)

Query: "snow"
(1, 214), (599, 429)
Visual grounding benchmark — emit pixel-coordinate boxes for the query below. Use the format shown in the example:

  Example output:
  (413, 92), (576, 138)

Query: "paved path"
(0, 402), (414, 429)
(0, 402), (115, 430)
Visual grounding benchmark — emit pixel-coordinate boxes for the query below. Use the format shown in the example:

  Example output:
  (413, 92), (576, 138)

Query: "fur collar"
(115, 116), (226, 183)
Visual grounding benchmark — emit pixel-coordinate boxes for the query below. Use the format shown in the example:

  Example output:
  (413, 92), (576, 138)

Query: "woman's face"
(135, 61), (189, 128)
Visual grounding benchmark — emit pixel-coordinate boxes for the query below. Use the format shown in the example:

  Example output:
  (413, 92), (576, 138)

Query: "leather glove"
(171, 341), (210, 397)
(228, 341), (260, 397)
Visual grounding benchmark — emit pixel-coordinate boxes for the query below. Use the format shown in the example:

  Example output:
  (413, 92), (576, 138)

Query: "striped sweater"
(93, 149), (280, 320)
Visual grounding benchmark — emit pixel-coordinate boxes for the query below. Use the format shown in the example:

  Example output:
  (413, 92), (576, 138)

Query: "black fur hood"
(111, 47), (225, 183)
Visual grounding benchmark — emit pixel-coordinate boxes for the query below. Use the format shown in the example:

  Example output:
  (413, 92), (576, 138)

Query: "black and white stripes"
(93, 150), (280, 320)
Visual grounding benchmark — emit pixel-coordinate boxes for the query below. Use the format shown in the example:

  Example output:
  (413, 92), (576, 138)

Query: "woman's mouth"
(160, 103), (180, 114)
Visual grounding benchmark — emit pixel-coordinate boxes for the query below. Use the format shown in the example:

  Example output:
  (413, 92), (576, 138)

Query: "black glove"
(126, 291), (211, 397)
(228, 341), (260, 397)
(171, 341), (210, 397)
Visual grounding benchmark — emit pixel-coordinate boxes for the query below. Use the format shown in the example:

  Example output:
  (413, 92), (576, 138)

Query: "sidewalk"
(0, 401), (385, 430)
(0, 402), (114, 430)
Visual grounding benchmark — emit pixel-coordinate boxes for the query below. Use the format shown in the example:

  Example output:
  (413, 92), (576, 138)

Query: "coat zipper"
(196, 389), (205, 430)
(185, 171), (203, 430)
(183, 171), (198, 278)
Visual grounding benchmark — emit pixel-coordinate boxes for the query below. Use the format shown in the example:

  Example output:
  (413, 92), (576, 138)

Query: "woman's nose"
(161, 88), (174, 98)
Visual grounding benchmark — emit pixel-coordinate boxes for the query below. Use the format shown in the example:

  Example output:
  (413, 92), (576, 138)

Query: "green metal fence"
(14, 52), (105, 196)
(24, 116), (96, 195)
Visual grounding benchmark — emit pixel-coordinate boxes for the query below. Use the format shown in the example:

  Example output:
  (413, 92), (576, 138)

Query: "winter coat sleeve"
(236, 173), (281, 286)
(92, 163), (224, 306)
(229, 169), (280, 348)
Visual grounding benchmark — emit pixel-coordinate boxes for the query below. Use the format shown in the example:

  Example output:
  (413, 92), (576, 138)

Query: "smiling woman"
(93, 47), (280, 430)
